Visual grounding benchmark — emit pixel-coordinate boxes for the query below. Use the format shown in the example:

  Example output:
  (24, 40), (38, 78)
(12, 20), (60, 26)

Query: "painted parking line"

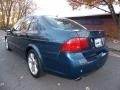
(109, 51), (120, 58)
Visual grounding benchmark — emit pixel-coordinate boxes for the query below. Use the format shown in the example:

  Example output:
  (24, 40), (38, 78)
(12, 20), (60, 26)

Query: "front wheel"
(27, 49), (44, 78)
(5, 38), (11, 51)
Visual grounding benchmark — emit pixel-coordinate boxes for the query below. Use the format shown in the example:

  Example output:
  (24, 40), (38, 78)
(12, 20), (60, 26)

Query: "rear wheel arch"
(25, 44), (44, 65)
(26, 48), (45, 78)
(26, 46), (33, 58)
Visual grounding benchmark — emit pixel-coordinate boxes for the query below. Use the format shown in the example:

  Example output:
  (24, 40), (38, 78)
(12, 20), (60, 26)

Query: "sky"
(33, 0), (120, 17)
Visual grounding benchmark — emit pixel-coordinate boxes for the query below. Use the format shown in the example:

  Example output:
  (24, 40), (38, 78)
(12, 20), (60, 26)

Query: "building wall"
(69, 15), (117, 38)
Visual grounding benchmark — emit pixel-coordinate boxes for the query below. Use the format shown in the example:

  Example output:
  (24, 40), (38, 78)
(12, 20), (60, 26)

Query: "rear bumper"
(58, 48), (108, 79)
(72, 53), (108, 79)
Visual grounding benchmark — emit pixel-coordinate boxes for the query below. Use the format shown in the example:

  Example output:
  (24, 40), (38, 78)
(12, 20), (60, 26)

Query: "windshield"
(44, 16), (87, 31)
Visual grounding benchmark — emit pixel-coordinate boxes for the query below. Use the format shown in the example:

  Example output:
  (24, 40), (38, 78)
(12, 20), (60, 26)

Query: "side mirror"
(6, 29), (12, 35)
(6, 29), (11, 32)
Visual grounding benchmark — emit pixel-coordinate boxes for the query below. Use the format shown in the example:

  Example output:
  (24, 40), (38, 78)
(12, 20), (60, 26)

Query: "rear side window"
(44, 16), (87, 30)
(27, 18), (39, 35)
(29, 19), (38, 31)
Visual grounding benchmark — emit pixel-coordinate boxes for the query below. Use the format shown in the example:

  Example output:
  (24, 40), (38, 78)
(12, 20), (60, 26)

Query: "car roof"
(23, 15), (66, 20)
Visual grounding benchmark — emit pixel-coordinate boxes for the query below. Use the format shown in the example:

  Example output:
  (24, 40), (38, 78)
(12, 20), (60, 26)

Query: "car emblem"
(99, 31), (101, 34)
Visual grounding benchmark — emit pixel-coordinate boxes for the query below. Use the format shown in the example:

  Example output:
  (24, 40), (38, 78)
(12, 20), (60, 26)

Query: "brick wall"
(85, 18), (117, 38)
(69, 15), (117, 38)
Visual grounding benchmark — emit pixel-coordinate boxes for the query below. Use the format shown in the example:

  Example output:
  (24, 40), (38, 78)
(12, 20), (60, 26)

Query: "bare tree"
(17, 0), (36, 20)
(0, 0), (36, 28)
(0, 0), (6, 27)
(68, 0), (120, 40)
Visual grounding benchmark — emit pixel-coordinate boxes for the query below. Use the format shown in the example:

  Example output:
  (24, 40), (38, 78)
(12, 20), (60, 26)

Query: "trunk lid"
(76, 30), (106, 61)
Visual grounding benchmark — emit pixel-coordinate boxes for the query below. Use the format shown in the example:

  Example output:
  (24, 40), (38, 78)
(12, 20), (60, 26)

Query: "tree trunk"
(1, 14), (5, 27)
(6, 16), (10, 27)
(108, 4), (120, 40)
(116, 24), (120, 40)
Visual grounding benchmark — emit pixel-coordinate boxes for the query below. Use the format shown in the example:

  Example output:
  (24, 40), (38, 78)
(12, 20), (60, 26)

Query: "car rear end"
(43, 16), (108, 79)
(58, 30), (108, 79)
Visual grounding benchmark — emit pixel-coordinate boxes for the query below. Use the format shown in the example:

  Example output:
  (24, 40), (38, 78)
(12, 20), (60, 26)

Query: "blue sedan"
(5, 16), (108, 79)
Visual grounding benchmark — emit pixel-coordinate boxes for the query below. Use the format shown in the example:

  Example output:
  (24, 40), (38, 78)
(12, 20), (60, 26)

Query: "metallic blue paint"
(6, 16), (108, 79)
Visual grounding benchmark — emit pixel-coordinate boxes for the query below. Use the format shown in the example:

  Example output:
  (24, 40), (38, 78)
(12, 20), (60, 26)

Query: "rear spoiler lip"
(88, 30), (106, 38)
(88, 30), (104, 32)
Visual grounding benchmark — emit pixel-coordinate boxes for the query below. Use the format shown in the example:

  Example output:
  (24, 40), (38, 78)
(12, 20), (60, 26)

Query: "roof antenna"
(56, 14), (59, 17)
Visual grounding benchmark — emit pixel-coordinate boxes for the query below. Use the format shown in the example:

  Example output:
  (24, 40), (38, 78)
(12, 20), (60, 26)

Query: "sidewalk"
(107, 40), (120, 52)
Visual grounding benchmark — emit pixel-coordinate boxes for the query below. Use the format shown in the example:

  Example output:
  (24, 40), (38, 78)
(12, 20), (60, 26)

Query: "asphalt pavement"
(0, 30), (120, 90)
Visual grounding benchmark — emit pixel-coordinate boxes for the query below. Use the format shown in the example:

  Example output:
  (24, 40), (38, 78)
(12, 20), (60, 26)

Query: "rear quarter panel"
(38, 28), (78, 72)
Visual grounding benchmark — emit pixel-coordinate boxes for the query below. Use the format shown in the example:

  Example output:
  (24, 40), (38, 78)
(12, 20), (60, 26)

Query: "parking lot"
(0, 30), (120, 90)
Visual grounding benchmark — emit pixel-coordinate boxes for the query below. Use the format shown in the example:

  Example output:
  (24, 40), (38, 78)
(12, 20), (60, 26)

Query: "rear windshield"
(44, 16), (87, 31)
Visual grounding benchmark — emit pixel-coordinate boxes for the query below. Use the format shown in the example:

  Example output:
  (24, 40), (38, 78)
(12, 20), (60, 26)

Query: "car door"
(7, 18), (25, 50)
(10, 17), (33, 54)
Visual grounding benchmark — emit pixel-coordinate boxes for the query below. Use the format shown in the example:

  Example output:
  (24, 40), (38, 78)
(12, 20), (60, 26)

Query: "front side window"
(13, 17), (32, 35)
(13, 18), (24, 31)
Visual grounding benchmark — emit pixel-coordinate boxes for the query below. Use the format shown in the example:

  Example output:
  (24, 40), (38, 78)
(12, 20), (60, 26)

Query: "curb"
(108, 48), (120, 52)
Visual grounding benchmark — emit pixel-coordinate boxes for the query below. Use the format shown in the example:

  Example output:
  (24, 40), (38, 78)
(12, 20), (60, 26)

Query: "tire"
(5, 38), (11, 51)
(27, 49), (44, 78)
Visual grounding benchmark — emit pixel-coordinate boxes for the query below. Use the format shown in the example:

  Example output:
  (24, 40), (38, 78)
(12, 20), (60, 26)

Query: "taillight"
(60, 37), (88, 52)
